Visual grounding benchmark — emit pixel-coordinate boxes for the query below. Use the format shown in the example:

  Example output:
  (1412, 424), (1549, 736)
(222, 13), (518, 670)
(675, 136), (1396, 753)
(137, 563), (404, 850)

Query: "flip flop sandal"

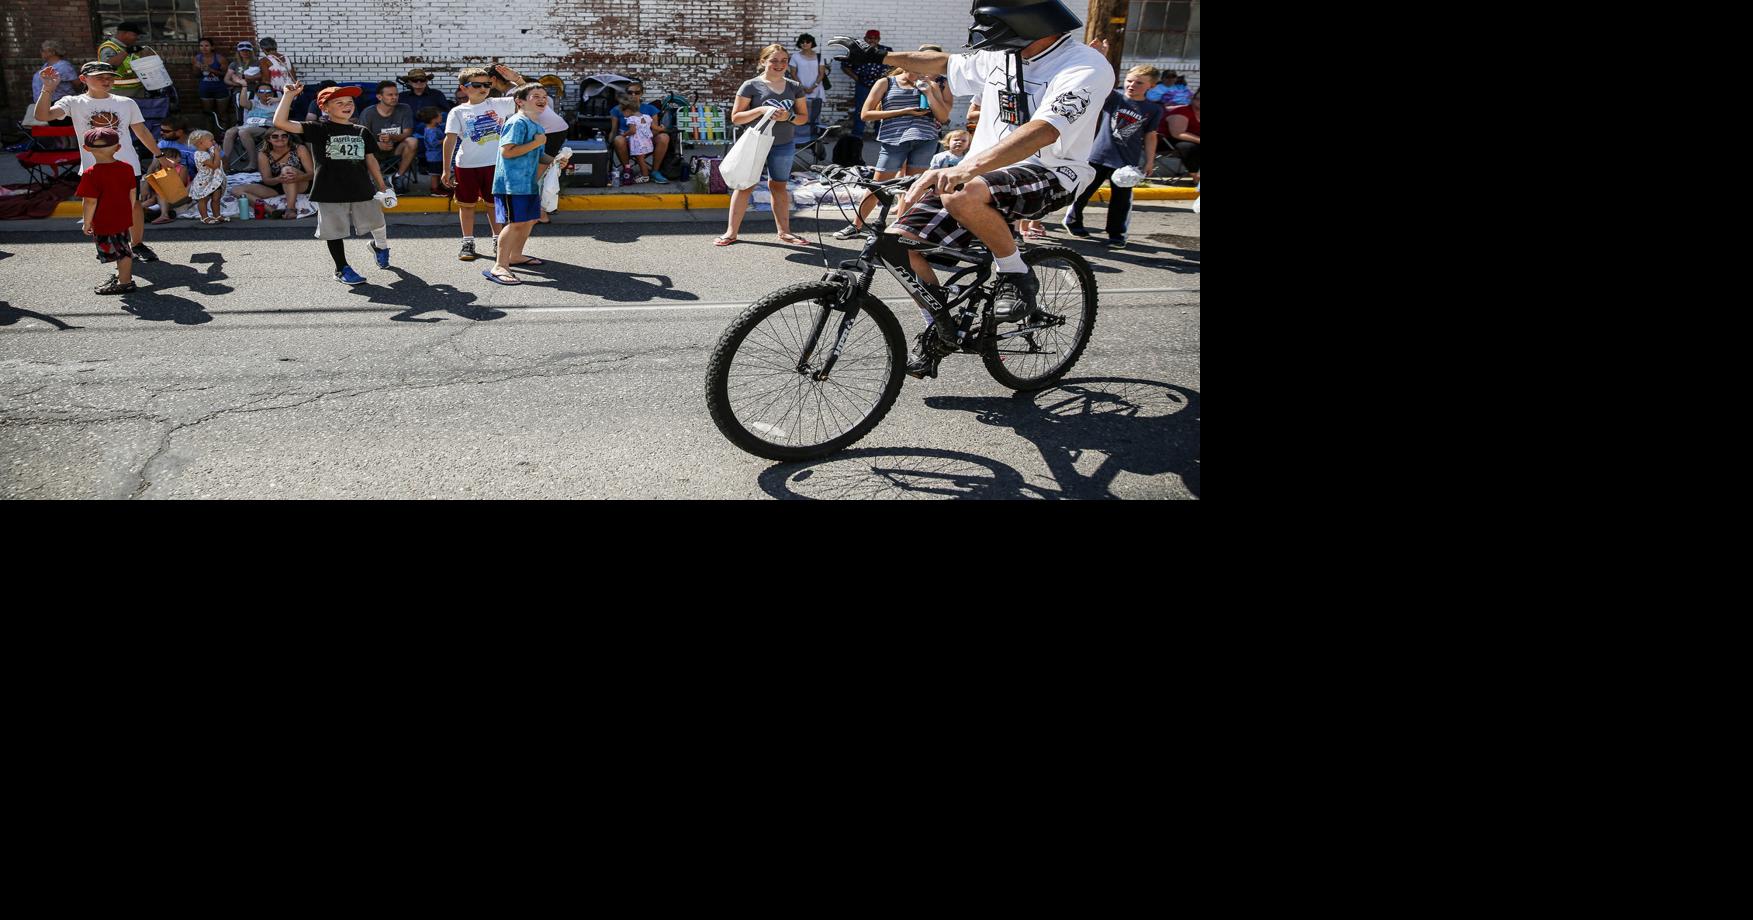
(713, 235), (738, 246)
(200, 216), (218, 224)
(482, 269), (522, 286)
(150, 215), (174, 225)
(778, 233), (814, 246)
(511, 257), (544, 266)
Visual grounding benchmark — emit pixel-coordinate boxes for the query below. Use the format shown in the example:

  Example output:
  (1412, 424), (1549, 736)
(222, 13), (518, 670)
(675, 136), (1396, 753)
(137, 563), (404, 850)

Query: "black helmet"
(967, 1), (1084, 51)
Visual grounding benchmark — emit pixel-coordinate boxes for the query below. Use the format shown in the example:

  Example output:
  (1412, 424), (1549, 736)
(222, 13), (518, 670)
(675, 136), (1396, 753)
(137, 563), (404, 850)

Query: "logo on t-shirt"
(326, 133), (365, 161)
(88, 110), (122, 131)
(1111, 107), (1149, 141)
(468, 111), (503, 145)
(1050, 89), (1092, 123)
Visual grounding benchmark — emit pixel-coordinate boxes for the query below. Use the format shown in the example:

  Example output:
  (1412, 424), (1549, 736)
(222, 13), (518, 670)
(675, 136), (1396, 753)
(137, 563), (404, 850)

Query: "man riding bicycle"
(832, 1), (1114, 377)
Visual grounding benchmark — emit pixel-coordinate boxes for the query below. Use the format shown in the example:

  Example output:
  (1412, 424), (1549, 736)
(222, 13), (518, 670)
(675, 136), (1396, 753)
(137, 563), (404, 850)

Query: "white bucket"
(132, 49), (173, 91)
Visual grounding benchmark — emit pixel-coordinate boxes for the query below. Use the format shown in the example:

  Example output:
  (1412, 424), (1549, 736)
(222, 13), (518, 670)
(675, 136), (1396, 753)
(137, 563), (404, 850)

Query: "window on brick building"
(95, 0), (202, 44)
(1126, 0), (1200, 60)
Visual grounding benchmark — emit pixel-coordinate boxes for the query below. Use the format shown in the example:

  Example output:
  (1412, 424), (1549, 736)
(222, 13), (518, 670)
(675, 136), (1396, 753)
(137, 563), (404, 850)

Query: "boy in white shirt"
(36, 60), (183, 264)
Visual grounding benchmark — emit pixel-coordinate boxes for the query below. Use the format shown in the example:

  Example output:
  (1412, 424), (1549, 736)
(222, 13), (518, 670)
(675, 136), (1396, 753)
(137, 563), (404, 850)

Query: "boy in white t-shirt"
(36, 60), (182, 264)
(443, 67), (514, 260)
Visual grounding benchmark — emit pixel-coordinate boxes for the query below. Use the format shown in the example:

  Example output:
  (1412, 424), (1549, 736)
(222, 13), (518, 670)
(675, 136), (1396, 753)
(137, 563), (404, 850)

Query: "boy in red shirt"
(76, 127), (140, 295)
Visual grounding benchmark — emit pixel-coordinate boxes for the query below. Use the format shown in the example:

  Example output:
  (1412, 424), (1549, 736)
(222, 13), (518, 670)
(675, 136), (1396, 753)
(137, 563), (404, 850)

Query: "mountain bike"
(705, 163), (1098, 461)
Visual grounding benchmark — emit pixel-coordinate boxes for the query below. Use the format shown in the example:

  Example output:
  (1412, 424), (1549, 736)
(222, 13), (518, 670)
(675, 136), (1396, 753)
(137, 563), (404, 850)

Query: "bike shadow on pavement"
(363, 266), (507, 322)
(0, 300), (80, 331)
(509, 259), (700, 303)
(758, 378), (1199, 500)
(759, 447), (1039, 500)
(925, 378), (1200, 498)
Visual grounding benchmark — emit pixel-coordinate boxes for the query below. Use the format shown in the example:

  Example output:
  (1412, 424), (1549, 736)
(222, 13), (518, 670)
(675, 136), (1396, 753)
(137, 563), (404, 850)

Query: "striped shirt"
(875, 77), (939, 146)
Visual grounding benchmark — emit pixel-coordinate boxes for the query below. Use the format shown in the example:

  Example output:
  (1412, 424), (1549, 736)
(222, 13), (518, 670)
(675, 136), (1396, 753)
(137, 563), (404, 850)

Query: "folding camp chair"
(17, 124), (80, 191)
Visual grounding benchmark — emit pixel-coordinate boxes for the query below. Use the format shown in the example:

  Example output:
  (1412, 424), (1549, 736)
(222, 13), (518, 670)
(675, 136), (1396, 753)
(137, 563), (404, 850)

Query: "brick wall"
(2, 1), (1197, 132)
(1, 2), (96, 116)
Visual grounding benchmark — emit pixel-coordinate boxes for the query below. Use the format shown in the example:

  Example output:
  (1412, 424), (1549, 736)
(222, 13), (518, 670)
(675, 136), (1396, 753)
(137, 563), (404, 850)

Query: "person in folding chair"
(830, 1), (1114, 377)
(36, 61), (182, 264)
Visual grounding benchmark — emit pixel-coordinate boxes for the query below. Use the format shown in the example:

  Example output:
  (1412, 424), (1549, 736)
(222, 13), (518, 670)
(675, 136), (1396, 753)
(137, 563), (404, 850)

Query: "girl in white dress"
(186, 129), (228, 222)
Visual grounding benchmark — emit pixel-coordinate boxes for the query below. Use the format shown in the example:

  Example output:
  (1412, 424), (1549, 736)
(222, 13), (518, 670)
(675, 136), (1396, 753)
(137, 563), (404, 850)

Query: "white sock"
(995, 251), (1027, 274)
(463, 235), (473, 243)
(371, 227), (388, 248)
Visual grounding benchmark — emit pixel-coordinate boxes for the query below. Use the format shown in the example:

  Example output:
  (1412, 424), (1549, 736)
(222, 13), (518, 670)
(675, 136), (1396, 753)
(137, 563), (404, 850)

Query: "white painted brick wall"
(249, 0), (1197, 123)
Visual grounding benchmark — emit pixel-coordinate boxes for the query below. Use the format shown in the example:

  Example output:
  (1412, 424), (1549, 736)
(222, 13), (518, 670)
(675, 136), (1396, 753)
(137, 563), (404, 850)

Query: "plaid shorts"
(894, 164), (1079, 249)
(93, 233), (135, 264)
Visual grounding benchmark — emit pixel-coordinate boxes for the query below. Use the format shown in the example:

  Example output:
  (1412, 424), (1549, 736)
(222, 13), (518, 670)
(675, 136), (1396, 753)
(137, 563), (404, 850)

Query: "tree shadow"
(513, 259), (700, 303)
(925, 378), (1200, 498)
(119, 289), (213, 325)
(365, 266), (506, 322)
(758, 447), (1039, 500)
(132, 252), (234, 296)
(0, 300), (80, 330)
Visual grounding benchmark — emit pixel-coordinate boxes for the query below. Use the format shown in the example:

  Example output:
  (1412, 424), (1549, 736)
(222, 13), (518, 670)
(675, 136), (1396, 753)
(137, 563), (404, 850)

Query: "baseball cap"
(865, 29), (881, 40)
(83, 127), (120, 147)
(116, 21), (144, 34)
(316, 85), (362, 106)
(79, 61), (118, 76)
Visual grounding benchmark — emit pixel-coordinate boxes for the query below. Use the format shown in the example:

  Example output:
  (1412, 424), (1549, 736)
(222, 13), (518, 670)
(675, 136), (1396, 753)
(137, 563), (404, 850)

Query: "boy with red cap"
(273, 81), (393, 285)
(77, 127), (141, 294)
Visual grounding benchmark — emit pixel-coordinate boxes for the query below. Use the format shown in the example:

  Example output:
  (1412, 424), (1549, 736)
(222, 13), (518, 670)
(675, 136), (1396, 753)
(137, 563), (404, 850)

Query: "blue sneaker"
(651, 171), (669, 184)
(370, 242), (390, 269)
(335, 266), (366, 285)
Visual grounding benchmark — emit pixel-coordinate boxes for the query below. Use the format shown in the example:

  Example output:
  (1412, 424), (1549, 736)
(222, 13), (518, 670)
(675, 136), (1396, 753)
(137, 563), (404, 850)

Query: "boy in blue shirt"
(417, 105), (445, 195)
(483, 83), (548, 285)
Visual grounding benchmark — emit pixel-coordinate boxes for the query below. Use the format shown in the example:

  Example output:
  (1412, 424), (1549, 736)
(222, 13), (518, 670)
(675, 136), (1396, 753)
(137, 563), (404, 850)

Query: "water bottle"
(253, 199), (266, 219)
(237, 194), (250, 220)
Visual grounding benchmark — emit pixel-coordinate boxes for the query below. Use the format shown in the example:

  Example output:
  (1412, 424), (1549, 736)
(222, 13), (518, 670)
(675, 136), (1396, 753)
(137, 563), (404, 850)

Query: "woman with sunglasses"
(233, 128), (315, 218)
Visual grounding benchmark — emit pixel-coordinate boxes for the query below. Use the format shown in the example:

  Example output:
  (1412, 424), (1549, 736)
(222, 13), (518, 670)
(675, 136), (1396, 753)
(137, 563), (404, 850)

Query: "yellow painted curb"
(44, 185), (1194, 219)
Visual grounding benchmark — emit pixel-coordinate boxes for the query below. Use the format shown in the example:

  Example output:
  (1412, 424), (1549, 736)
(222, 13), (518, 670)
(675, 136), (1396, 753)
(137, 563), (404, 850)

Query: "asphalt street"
(0, 199), (1199, 499)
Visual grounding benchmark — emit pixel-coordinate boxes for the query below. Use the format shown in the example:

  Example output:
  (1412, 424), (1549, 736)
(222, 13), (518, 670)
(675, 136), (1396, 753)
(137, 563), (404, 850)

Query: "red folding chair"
(17, 125), (80, 191)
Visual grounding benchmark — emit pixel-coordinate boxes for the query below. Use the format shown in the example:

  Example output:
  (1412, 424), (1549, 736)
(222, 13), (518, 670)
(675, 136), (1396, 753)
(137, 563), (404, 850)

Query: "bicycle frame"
(801, 180), (995, 380)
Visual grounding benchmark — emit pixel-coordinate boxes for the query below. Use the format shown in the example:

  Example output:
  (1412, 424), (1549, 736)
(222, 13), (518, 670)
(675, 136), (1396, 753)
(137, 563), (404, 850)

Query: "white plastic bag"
(543, 147), (572, 212)
(719, 112), (775, 191)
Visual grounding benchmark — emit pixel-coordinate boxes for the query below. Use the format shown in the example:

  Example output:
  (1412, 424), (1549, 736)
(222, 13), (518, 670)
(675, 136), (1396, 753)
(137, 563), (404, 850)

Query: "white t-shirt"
(56, 93), (144, 175)
(945, 34), (1114, 197)
(790, 51), (825, 100)
(445, 97), (516, 169)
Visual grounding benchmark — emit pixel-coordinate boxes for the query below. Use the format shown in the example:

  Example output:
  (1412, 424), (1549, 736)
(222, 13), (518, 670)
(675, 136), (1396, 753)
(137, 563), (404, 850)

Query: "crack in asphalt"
(120, 341), (698, 498)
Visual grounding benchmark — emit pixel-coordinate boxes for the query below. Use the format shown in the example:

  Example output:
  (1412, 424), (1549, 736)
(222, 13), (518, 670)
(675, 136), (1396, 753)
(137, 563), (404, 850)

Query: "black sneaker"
(831, 224), (862, 240)
(1105, 236), (1127, 250)
(991, 268), (1040, 321)
(1062, 217), (1090, 237)
(458, 239), (478, 261)
(906, 329), (942, 379)
(131, 242), (159, 263)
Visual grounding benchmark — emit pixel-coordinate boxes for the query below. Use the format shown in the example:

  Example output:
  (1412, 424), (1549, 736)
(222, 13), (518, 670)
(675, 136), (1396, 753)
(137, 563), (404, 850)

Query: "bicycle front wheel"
(706, 282), (907, 461)
(983, 245), (1099, 391)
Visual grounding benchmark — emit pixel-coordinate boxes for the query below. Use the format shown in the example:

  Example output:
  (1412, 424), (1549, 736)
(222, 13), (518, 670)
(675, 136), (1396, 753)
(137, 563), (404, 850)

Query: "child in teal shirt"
(483, 83), (549, 285)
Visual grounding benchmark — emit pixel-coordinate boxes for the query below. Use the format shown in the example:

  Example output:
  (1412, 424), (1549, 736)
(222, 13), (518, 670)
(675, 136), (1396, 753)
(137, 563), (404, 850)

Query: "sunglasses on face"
(411, 79), (428, 83)
(464, 81), (490, 88)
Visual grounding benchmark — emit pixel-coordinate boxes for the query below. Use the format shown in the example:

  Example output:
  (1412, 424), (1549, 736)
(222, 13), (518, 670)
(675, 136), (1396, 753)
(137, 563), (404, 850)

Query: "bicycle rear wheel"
(706, 282), (907, 461)
(982, 244), (1098, 391)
